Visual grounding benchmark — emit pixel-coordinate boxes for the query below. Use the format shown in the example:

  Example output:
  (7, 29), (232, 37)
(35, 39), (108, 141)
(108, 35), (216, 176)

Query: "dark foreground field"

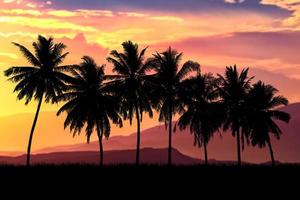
(0, 164), (299, 197)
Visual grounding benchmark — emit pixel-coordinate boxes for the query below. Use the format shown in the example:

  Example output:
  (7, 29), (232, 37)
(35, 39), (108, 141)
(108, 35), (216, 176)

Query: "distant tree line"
(4, 35), (291, 167)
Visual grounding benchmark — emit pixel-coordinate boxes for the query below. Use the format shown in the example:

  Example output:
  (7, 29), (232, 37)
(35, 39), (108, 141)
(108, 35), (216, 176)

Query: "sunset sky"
(0, 0), (300, 152)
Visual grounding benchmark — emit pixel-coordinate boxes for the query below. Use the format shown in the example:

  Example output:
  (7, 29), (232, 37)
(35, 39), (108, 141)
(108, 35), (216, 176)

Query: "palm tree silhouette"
(178, 74), (225, 165)
(57, 56), (123, 166)
(243, 81), (290, 166)
(4, 35), (72, 166)
(107, 41), (153, 165)
(151, 47), (200, 165)
(217, 65), (253, 166)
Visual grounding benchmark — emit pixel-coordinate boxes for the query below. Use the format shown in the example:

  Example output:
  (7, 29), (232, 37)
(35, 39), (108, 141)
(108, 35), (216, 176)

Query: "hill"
(0, 148), (202, 165)
(1, 103), (299, 163)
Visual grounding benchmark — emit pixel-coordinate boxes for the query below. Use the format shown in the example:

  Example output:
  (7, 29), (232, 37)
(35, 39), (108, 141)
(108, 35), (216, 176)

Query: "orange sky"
(0, 0), (300, 152)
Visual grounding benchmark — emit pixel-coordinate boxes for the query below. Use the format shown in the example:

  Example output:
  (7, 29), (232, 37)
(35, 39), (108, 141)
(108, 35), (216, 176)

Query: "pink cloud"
(154, 31), (300, 64)
(59, 33), (109, 66)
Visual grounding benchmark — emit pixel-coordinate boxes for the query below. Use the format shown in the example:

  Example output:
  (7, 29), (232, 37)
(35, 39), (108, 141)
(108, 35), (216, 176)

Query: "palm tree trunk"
(135, 106), (141, 165)
(96, 123), (104, 166)
(267, 137), (276, 167)
(204, 141), (208, 166)
(236, 129), (242, 166)
(26, 95), (43, 167)
(168, 106), (173, 166)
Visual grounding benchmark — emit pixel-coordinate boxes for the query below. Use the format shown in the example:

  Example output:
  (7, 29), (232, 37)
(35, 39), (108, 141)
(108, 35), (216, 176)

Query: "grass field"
(1, 164), (299, 181)
(0, 164), (299, 197)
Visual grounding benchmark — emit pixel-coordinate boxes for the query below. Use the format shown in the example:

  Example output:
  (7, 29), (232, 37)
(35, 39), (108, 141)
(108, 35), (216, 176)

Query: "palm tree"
(106, 41), (153, 165)
(151, 47), (200, 165)
(4, 35), (72, 166)
(57, 56), (123, 166)
(243, 81), (290, 166)
(178, 74), (225, 165)
(217, 65), (253, 166)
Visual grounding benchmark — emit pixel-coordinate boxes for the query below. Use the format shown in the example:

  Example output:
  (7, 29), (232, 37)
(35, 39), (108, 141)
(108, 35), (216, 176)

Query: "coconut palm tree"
(57, 56), (123, 166)
(217, 65), (253, 166)
(106, 41), (153, 165)
(4, 35), (72, 166)
(178, 74), (225, 165)
(151, 47), (200, 165)
(243, 81), (290, 166)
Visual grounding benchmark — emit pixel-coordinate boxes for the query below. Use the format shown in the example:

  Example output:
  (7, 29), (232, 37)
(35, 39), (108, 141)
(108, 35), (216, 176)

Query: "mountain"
(0, 148), (201, 165)
(0, 103), (299, 164)
(0, 111), (154, 153)
(35, 103), (300, 164)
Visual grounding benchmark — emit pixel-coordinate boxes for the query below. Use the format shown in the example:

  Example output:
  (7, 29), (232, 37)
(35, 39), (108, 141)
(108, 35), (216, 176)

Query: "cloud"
(35, 0), (291, 17)
(156, 31), (300, 64)
(118, 11), (148, 18)
(261, 1), (300, 28)
(225, 0), (245, 3)
(149, 16), (184, 22)
(0, 16), (97, 32)
(47, 10), (77, 17)
(0, 0), (53, 8)
(45, 9), (185, 24)
(0, 0), (294, 51)
(47, 9), (114, 17)
(261, 0), (300, 9)
(149, 30), (300, 84)
(59, 33), (109, 66)
(0, 9), (42, 16)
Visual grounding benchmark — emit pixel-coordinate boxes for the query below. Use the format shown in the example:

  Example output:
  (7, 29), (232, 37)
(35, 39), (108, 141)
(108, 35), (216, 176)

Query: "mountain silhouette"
(0, 103), (299, 163)
(34, 103), (300, 164)
(0, 148), (204, 165)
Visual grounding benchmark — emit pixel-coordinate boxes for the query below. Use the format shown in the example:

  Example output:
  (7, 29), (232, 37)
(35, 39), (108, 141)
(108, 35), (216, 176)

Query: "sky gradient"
(0, 0), (300, 152)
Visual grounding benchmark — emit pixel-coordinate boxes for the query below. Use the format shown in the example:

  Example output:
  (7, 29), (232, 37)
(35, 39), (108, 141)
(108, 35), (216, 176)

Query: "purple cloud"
(39, 0), (290, 18)
(159, 31), (300, 64)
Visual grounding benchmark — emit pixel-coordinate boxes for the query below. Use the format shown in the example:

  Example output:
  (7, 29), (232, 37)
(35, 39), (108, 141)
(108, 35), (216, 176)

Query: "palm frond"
(268, 110), (291, 123)
(176, 61), (200, 81)
(12, 43), (40, 67)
